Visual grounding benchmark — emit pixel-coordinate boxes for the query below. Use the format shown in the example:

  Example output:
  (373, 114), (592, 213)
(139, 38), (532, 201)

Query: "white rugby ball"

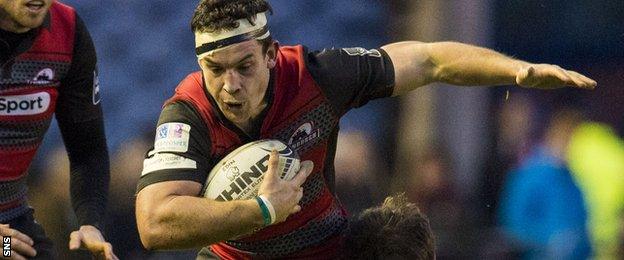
(204, 139), (300, 201)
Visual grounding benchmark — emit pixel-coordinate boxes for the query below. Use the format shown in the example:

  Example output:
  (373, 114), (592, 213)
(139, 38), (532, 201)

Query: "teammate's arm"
(135, 151), (312, 249)
(56, 14), (116, 260)
(381, 41), (597, 96)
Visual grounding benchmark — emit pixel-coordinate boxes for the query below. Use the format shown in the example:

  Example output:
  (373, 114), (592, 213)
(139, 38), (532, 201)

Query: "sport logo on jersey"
(0, 92), (51, 116)
(92, 70), (101, 105)
(154, 122), (191, 152)
(342, 47), (382, 58)
(288, 122), (320, 150)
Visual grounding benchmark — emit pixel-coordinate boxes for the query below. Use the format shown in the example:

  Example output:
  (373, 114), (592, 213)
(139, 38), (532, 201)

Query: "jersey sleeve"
(305, 47), (395, 116)
(56, 14), (102, 123)
(136, 101), (214, 192)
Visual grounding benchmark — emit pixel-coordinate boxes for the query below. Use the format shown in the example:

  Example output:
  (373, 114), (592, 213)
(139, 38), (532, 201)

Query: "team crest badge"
(288, 122), (320, 150)
(33, 68), (54, 83)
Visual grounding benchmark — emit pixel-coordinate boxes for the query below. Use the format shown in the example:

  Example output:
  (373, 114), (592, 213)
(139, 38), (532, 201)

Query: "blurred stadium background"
(28, 0), (623, 259)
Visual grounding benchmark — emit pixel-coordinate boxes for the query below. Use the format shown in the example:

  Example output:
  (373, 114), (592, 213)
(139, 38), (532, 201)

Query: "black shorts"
(5, 208), (55, 259)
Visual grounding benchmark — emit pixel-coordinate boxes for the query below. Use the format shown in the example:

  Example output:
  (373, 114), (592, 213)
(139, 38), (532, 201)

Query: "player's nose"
(223, 71), (242, 94)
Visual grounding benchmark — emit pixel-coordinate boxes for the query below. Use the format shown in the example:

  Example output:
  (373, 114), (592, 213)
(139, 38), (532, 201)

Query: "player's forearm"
(138, 195), (264, 250)
(61, 118), (110, 229)
(428, 41), (530, 86)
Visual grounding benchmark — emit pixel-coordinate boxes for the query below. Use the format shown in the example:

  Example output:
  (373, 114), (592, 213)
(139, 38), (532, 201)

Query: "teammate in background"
(344, 194), (435, 259)
(0, 1), (116, 259)
(135, 0), (596, 258)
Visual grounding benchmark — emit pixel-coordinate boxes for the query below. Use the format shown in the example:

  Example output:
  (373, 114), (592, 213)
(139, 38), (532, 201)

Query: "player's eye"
(238, 63), (252, 73)
(209, 67), (224, 74)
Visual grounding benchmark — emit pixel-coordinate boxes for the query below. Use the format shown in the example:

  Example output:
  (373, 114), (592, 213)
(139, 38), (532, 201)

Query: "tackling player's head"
(0, 0), (53, 33)
(191, 0), (277, 130)
(344, 194), (435, 260)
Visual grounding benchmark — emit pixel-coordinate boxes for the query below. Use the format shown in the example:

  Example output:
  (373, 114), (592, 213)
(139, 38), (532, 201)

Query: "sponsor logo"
(225, 166), (241, 181)
(158, 125), (169, 139)
(342, 47), (382, 57)
(142, 153), (197, 176)
(217, 154), (270, 201)
(172, 123), (184, 138)
(288, 122), (320, 149)
(154, 123), (191, 152)
(92, 70), (101, 105)
(32, 68), (54, 84)
(0, 92), (51, 116)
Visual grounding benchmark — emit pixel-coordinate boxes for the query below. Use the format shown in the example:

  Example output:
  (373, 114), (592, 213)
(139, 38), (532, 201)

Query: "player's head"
(191, 0), (277, 127)
(0, 0), (53, 33)
(344, 194), (435, 260)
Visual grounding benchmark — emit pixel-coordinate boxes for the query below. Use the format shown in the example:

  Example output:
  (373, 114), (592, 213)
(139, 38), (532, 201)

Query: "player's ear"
(266, 41), (279, 69)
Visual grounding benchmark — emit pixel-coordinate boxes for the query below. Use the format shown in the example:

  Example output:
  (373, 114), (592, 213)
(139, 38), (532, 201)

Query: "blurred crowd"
(26, 0), (624, 259)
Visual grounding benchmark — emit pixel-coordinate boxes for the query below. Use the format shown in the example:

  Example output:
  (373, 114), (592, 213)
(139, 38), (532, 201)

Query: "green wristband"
(255, 196), (272, 226)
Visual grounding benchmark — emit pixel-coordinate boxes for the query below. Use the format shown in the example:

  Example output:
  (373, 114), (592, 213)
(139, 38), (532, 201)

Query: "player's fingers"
(548, 66), (573, 85)
(265, 150), (280, 182)
(9, 251), (27, 260)
(295, 187), (304, 202)
(568, 70), (597, 89)
(68, 231), (82, 250)
(110, 250), (120, 260)
(7, 228), (34, 247)
(290, 205), (302, 214)
(292, 161), (313, 187)
(102, 242), (117, 260)
(11, 238), (37, 257)
(560, 69), (586, 88)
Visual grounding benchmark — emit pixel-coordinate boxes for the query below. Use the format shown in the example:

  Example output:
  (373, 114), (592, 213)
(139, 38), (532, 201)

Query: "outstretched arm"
(381, 41), (596, 96)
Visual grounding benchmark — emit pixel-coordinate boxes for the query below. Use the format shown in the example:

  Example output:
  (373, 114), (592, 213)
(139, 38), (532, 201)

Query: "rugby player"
(0, 0), (116, 259)
(344, 194), (435, 259)
(135, 0), (596, 258)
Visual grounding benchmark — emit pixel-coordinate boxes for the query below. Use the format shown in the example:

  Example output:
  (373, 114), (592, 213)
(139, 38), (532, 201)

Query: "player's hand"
(69, 225), (118, 260)
(258, 150), (314, 224)
(516, 64), (597, 90)
(0, 224), (36, 260)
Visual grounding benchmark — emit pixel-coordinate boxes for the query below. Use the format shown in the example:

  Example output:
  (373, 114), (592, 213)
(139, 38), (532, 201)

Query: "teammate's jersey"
(0, 2), (101, 222)
(138, 45), (395, 258)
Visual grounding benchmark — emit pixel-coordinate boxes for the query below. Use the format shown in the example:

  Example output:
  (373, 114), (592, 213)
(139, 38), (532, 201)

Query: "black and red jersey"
(139, 45), (394, 258)
(0, 2), (104, 223)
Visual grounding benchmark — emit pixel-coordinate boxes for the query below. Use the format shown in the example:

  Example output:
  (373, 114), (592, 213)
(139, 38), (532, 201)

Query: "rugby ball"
(204, 139), (300, 201)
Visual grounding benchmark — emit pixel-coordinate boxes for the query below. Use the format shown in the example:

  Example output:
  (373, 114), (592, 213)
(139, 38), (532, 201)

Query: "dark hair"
(191, 0), (274, 53)
(344, 194), (435, 260)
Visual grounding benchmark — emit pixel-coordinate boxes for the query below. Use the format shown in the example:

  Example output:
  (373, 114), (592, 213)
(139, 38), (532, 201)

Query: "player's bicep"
(136, 180), (202, 234)
(381, 41), (437, 96)
(137, 180), (203, 206)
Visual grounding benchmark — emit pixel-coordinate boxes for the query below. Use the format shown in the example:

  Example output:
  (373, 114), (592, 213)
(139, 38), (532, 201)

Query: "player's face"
(0, 0), (53, 33)
(199, 40), (277, 129)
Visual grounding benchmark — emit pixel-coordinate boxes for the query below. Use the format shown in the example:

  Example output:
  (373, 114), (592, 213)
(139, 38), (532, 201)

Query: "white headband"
(195, 12), (270, 59)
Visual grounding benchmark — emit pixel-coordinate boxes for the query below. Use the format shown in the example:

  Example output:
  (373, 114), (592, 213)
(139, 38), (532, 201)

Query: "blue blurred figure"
(499, 108), (591, 259)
